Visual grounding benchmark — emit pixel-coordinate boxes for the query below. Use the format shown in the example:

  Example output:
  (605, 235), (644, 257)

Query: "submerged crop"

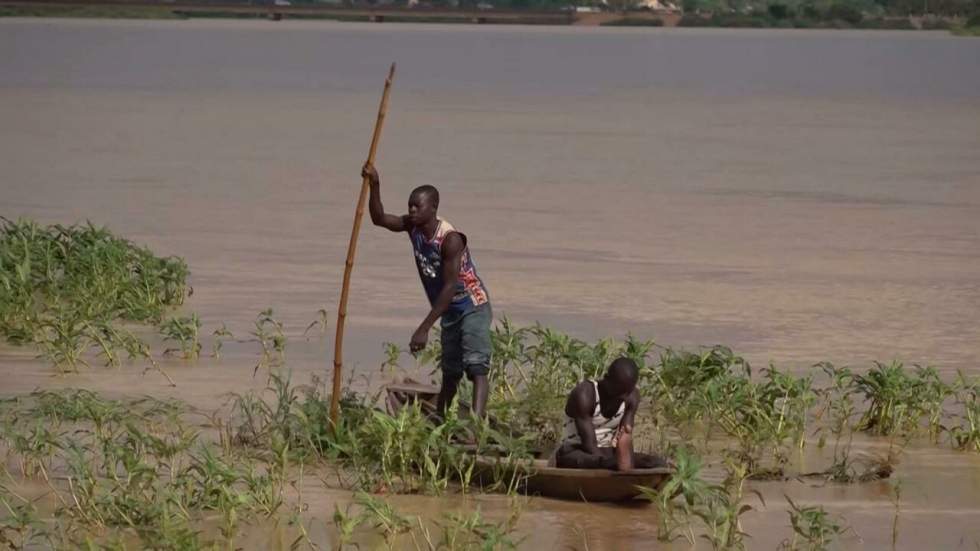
(0, 218), (190, 371)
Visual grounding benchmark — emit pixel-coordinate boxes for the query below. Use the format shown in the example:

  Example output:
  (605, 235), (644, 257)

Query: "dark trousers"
(555, 442), (667, 470)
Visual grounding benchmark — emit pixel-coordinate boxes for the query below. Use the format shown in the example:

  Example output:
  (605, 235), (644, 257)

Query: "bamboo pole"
(331, 63), (396, 429)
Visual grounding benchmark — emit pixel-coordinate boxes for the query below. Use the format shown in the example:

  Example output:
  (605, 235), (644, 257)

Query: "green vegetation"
(335, 492), (524, 550)
(0, 4), (186, 19)
(0, 375), (530, 548)
(951, 17), (980, 34)
(778, 495), (850, 550)
(160, 314), (202, 360)
(641, 450), (761, 550)
(679, 0), (975, 19)
(677, 9), (923, 29)
(0, 389), (283, 549)
(0, 219), (190, 373)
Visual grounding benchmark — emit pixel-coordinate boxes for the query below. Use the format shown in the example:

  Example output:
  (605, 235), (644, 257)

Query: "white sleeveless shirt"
(562, 380), (625, 448)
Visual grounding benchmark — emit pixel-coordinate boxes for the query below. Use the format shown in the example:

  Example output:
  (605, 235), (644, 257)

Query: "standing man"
(363, 163), (492, 418)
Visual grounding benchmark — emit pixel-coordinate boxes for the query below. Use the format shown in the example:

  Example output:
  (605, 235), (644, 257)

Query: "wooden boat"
(384, 380), (673, 502)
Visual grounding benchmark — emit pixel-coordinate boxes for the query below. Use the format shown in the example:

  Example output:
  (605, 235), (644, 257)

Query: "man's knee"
(441, 370), (463, 390)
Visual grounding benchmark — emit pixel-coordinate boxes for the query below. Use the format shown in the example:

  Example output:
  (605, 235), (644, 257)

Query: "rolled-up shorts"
(440, 302), (492, 383)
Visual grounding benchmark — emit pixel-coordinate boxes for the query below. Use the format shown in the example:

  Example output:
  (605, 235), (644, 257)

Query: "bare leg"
(472, 374), (489, 418)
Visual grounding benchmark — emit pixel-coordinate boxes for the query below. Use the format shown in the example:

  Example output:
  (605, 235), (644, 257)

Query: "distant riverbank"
(1, 0), (976, 34)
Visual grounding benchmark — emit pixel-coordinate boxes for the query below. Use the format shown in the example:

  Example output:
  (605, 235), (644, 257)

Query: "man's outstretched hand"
(410, 326), (428, 354)
(361, 162), (379, 183)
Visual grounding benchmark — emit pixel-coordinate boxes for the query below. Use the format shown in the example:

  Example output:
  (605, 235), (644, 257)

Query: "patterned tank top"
(562, 380), (625, 448)
(409, 218), (489, 315)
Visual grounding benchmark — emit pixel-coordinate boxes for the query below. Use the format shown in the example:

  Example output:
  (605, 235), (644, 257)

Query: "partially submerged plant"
(0, 218), (190, 371)
(160, 313), (202, 359)
(853, 361), (951, 437)
(778, 495), (849, 551)
(211, 323), (234, 359)
(252, 308), (287, 375)
(303, 308), (330, 338)
(642, 448), (762, 551)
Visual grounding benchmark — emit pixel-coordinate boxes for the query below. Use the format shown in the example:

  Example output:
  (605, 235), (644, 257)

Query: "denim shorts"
(440, 303), (492, 383)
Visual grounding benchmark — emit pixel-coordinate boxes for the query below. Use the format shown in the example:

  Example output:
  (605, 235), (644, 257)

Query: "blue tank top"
(409, 218), (489, 315)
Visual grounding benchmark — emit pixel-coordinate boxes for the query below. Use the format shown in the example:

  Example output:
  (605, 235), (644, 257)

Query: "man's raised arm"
(363, 163), (407, 232)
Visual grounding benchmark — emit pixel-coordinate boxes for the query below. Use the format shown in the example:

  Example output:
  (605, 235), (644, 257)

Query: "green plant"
(381, 342), (403, 373)
(211, 323), (234, 359)
(642, 446), (708, 544)
(950, 372), (980, 452)
(0, 484), (50, 549)
(854, 361), (951, 436)
(355, 491), (412, 547)
(0, 388), (296, 549)
(890, 479), (902, 549)
(251, 308), (287, 374)
(643, 450), (762, 550)
(0, 218), (190, 371)
(693, 459), (760, 551)
(779, 495), (849, 550)
(303, 308), (330, 338)
(160, 314), (202, 359)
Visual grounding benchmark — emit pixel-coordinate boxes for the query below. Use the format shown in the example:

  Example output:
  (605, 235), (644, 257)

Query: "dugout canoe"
(384, 381), (673, 502)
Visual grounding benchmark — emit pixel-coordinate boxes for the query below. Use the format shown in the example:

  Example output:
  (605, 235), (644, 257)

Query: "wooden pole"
(331, 63), (396, 429)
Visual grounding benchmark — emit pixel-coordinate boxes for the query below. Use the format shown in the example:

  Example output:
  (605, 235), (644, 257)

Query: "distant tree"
(825, 2), (863, 22)
(768, 2), (790, 17)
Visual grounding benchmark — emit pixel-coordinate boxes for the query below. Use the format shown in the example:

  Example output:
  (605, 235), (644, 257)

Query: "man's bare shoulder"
(565, 380), (596, 417)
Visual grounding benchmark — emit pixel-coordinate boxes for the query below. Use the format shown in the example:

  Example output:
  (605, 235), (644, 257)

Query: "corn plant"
(778, 495), (849, 551)
(210, 323), (234, 359)
(381, 342), (403, 373)
(642, 449), (762, 550)
(0, 485), (50, 550)
(950, 372), (980, 452)
(251, 308), (287, 375)
(0, 218), (190, 371)
(642, 446), (709, 544)
(160, 314), (202, 359)
(854, 361), (952, 436)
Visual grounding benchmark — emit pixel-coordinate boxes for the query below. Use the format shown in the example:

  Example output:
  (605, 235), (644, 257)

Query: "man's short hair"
(410, 185), (440, 208)
(607, 357), (639, 386)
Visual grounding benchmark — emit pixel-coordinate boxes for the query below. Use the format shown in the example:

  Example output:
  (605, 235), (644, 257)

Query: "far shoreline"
(1, 0), (977, 35)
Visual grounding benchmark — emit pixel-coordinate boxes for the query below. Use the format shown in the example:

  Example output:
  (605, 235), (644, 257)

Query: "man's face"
(607, 378), (636, 401)
(407, 191), (437, 227)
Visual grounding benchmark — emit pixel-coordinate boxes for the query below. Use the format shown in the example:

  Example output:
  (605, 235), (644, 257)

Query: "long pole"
(331, 63), (396, 429)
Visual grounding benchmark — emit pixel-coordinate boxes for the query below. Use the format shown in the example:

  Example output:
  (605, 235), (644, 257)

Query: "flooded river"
(2, 18), (979, 549)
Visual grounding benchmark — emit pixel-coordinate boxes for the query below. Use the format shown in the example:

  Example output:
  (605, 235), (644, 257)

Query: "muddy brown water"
(2, 18), (980, 549)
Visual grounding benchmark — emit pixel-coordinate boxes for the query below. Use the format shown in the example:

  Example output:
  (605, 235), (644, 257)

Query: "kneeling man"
(557, 357), (666, 471)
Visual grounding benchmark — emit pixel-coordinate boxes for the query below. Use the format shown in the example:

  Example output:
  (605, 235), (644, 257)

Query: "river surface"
(1, 18), (979, 549)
